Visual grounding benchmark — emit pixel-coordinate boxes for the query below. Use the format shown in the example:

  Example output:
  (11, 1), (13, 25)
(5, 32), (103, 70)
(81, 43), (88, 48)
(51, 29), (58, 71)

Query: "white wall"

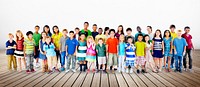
(0, 0), (200, 49)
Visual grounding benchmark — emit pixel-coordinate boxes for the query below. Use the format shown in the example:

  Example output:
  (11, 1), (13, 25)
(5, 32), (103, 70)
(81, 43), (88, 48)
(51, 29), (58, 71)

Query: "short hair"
(184, 26), (190, 30)
(147, 26), (152, 31)
(127, 36), (133, 40)
(98, 28), (102, 30)
(62, 29), (68, 32)
(75, 27), (79, 30)
(69, 31), (74, 34)
(138, 34), (143, 38)
(8, 33), (14, 37)
(104, 27), (109, 34)
(170, 24), (176, 29)
(35, 25), (40, 28)
(93, 24), (97, 26)
(26, 31), (33, 36)
(84, 22), (89, 25)
(126, 28), (132, 32)
(109, 29), (115, 34)
(177, 30), (182, 32)
(98, 38), (103, 41)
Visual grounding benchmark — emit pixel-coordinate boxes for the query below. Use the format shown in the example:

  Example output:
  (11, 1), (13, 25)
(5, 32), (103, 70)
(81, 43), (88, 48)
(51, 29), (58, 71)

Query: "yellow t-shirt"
(171, 32), (177, 49)
(52, 32), (63, 49)
(95, 34), (106, 44)
(135, 41), (146, 56)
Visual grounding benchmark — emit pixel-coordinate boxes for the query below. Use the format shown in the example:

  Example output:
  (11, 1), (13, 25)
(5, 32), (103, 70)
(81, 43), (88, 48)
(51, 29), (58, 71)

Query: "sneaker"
(55, 69), (60, 72)
(130, 68), (133, 74)
(114, 68), (117, 71)
(126, 69), (129, 73)
(158, 69), (162, 72)
(136, 69), (140, 74)
(183, 68), (187, 71)
(26, 70), (31, 74)
(87, 69), (90, 73)
(72, 69), (76, 73)
(31, 69), (35, 72)
(142, 69), (146, 73)
(189, 69), (193, 72)
(179, 70), (182, 73)
(65, 69), (70, 73)
(60, 67), (65, 71)
(52, 67), (56, 72)
(174, 69), (178, 72)
(92, 69), (96, 73)
(48, 70), (53, 74)
(35, 63), (40, 68)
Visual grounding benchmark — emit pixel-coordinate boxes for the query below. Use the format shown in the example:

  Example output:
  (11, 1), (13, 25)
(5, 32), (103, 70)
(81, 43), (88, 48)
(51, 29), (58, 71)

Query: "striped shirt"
(77, 41), (87, 58)
(24, 38), (35, 54)
(125, 43), (136, 60)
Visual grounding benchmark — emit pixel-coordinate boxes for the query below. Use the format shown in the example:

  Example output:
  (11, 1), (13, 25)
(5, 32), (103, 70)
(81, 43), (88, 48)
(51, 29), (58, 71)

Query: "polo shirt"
(66, 38), (78, 54)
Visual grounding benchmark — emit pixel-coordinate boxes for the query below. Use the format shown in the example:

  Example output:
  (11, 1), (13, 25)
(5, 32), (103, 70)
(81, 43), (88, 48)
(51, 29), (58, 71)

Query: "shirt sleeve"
(65, 39), (68, 46)
(183, 38), (188, 46)
(106, 39), (109, 45)
(75, 40), (78, 46)
(6, 41), (9, 47)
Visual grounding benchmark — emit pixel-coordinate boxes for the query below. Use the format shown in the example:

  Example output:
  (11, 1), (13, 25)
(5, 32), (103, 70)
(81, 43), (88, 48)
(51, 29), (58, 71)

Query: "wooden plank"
(0, 72), (20, 80)
(115, 73), (128, 87)
(129, 72), (147, 87)
(143, 73), (166, 87)
(62, 72), (81, 87)
(0, 72), (24, 83)
(81, 72), (94, 87)
(53, 72), (74, 87)
(72, 72), (87, 87)
(108, 73), (119, 87)
(91, 72), (101, 87)
(122, 73), (138, 87)
(135, 72), (156, 87)
(43, 72), (66, 87)
(100, 72), (109, 87)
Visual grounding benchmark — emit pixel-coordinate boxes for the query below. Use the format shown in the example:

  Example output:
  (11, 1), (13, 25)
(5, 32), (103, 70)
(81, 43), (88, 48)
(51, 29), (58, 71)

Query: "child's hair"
(45, 36), (52, 48)
(46, 36), (51, 39)
(98, 38), (104, 42)
(62, 29), (68, 32)
(43, 25), (51, 33)
(75, 27), (80, 30)
(87, 36), (95, 43)
(153, 29), (162, 40)
(127, 36), (133, 42)
(16, 30), (24, 40)
(93, 24), (97, 27)
(177, 30), (182, 33)
(137, 34), (143, 40)
(69, 31), (74, 34)
(137, 26), (142, 33)
(8, 33), (14, 37)
(98, 28), (103, 31)
(52, 25), (59, 34)
(126, 28), (132, 32)
(147, 26), (152, 31)
(117, 25), (124, 35)
(184, 26), (190, 30)
(119, 34), (125, 42)
(143, 34), (151, 44)
(41, 32), (47, 39)
(104, 27), (109, 34)
(163, 30), (171, 38)
(26, 31), (33, 36)
(109, 29), (115, 34)
(35, 25), (40, 28)
(170, 24), (176, 29)
(84, 22), (89, 25)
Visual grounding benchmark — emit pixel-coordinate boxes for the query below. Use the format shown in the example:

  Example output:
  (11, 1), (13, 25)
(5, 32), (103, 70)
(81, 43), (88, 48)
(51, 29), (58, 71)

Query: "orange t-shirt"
(106, 37), (119, 53)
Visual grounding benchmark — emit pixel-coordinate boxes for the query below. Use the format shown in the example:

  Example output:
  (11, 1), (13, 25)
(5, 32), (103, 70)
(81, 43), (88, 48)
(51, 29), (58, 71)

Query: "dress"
(145, 43), (153, 62)
(163, 37), (172, 57)
(86, 43), (96, 62)
(153, 38), (163, 58)
(77, 41), (87, 62)
(39, 40), (47, 60)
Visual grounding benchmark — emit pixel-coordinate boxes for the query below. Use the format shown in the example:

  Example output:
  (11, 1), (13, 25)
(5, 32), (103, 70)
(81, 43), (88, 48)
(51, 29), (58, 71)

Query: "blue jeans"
(60, 51), (67, 66)
(170, 49), (175, 67)
(175, 55), (183, 71)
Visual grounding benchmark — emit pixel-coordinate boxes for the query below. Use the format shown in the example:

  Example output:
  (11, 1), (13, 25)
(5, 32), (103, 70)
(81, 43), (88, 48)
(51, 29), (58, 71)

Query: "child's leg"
(118, 56), (122, 71)
(60, 51), (66, 67)
(18, 58), (22, 70)
(179, 56), (183, 71)
(72, 55), (76, 70)
(30, 54), (34, 70)
(7, 55), (12, 70)
(42, 60), (45, 72)
(26, 54), (31, 70)
(80, 61), (83, 71)
(47, 56), (52, 70)
(22, 58), (26, 69)
(174, 56), (178, 70)
(108, 53), (113, 70)
(168, 57), (171, 69)
(159, 58), (162, 71)
(113, 54), (118, 69)
(164, 57), (166, 68)
(52, 56), (58, 69)
(12, 55), (17, 70)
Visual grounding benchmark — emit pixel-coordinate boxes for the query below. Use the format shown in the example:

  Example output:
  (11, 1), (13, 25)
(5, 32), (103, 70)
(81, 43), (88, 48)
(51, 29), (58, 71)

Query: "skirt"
(39, 52), (47, 60)
(153, 50), (163, 58)
(14, 50), (24, 58)
(86, 55), (96, 62)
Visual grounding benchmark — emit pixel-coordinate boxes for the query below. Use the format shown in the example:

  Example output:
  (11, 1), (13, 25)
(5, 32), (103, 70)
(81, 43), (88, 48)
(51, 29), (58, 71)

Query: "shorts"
(98, 56), (106, 65)
(136, 56), (146, 65)
(108, 53), (118, 66)
(126, 60), (135, 67)
(34, 46), (40, 58)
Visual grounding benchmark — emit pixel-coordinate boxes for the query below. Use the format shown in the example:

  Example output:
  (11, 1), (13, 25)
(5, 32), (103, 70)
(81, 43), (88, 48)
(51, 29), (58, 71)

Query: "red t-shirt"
(16, 38), (24, 51)
(106, 37), (118, 53)
(182, 33), (193, 49)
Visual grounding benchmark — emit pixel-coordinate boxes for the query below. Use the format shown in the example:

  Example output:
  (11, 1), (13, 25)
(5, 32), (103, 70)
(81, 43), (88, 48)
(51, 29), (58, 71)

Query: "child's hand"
(66, 52), (68, 56)
(73, 52), (76, 56)
(106, 53), (108, 58)
(174, 50), (177, 55)
(170, 51), (172, 54)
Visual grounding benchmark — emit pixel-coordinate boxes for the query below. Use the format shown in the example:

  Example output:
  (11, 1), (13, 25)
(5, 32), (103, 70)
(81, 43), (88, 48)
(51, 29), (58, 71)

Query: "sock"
(84, 64), (87, 71)
(80, 64), (83, 71)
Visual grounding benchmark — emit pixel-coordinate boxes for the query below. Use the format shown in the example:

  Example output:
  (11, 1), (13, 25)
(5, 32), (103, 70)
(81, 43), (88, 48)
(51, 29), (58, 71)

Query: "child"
(104, 27), (110, 43)
(52, 25), (62, 68)
(43, 25), (52, 37)
(95, 28), (106, 44)
(59, 29), (69, 71)
(152, 29), (164, 72)
(39, 32), (48, 73)
(106, 29), (118, 73)
(24, 31), (36, 74)
(96, 38), (106, 73)
(15, 30), (26, 72)
(182, 26), (194, 72)
(118, 35), (126, 73)
(43, 36), (59, 74)
(125, 28), (135, 44)
(77, 32), (87, 72)
(143, 35), (157, 73)
(173, 30), (187, 73)
(115, 25), (124, 39)
(163, 30), (172, 72)
(92, 24), (99, 39)
(86, 36), (96, 73)
(147, 26), (154, 40)
(6, 33), (17, 71)
(74, 27), (80, 40)
(33, 25), (41, 68)
(135, 34), (146, 73)
(125, 36), (136, 74)
(135, 26), (145, 42)
(65, 31), (78, 73)
(169, 24), (177, 68)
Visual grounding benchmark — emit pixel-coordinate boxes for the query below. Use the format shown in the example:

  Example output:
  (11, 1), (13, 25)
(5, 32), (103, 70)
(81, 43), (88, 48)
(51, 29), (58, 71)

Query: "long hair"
(52, 25), (60, 34)
(143, 34), (151, 44)
(163, 30), (171, 38)
(104, 27), (109, 34)
(43, 25), (52, 36)
(153, 29), (162, 40)
(41, 32), (47, 39)
(117, 25), (124, 35)
(16, 30), (24, 41)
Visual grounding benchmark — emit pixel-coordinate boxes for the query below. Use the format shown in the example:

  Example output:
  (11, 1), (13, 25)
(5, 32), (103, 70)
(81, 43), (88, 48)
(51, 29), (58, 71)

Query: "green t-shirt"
(33, 32), (41, 46)
(80, 29), (92, 37)
(95, 44), (106, 57)
(24, 38), (35, 54)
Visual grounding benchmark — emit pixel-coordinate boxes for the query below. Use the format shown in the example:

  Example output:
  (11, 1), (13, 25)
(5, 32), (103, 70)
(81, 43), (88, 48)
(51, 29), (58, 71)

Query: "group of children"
(5, 22), (194, 74)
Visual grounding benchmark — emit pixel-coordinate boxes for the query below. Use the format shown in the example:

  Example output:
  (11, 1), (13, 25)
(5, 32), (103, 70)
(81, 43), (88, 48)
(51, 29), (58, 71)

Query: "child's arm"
(39, 40), (44, 54)
(170, 41), (173, 54)
(74, 46), (78, 56)
(162, 41), (164, 54)
(59, 39), (62, 53)
(66, 45), (68, 56)
(151, 41), (154, 55)
(24, 45), (26, 57)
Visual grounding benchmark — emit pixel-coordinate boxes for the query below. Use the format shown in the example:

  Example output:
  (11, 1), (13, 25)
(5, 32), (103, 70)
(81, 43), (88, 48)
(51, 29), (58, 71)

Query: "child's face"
(80, 35), (85, 40)
(170, 28), (175, 32)
(35, 27), (39, 32)
(69, 33), (74, 38)
(145, 36), (149, 42)
(46, 38), (51, 44)
(185, 29), (190, 34)
(126, 31), (132, 35)
(45, 27), (49, 32)
(62, 31), (68, 36)
(119, 36), (124, 42)
(16, 32), (22, 37)
(138, 36), (143, 41)
(177, 32), (182, 37)
(156, 31), (161, 37)
(75, 29), (79, 34)
(147, 27), (151, 33)
(110, 31), (115, 37)
(118, 27), (122, 32)
(128, 38), (133, 43)
(9, 35), (14, 40)
(28, 34), (33, 39)
(165, 31), (170, 37)
(93, 26), (97, 31)
(42, 33), (47, 38)
(54, 28), (59, 33)
(106, 30), (109, 34)
(98, 40), (103, 44)
(84, 24), (89, 29)
(88, 38), (92, 42)
(98, 29), (102, 34)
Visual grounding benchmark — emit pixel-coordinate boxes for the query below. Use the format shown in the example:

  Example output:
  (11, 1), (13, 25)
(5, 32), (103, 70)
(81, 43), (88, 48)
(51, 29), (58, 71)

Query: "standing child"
(118, 35), (126, 73)
(65, 31), (78, 73)
(125, 28), (135, 44)
(24, 31), (36, 74)
(77, 33), (87, 72)
(43, 36), (59, 74)
(182, 26), (194, 72)
(39, 32), (48, 73)
(152, 29), (164, 72)
(143, 35), (157, 73)
(86, 36), (96, 73)
(115, 25), (124, 39)
(163, 30), (173, 72)
(169, 24), (177, 68)
(6, 33), (17, 71)
(135, 34), (146, 73)
(59, 29), (69, 71)
(125, 36), (136, 74)
(43, 25), (52, 37)
(15, 30), (26, 72)
(74, 27), (80, 40)
(174, 30), (187, 73)
(106, 29), (118, 73)
(96, 38), (107, 73)
(33, 25), (41, 68)
(92, 24), (99, 39)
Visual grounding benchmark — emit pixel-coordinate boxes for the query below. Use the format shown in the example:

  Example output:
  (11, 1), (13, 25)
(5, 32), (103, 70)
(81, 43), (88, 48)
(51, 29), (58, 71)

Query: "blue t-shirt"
(43, 43), (56, 57)
(66, 38), (78, 55)
(163, 37), (172, 52)
(118, 42), (126, 56)
(125, 43), (136, 60)
(173, 37), (188, 56)
(6, 40), (16, 55)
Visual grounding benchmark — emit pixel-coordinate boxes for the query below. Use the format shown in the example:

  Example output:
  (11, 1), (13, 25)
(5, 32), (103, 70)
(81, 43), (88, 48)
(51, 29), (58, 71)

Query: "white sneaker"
(36, 63), (40, 68)
(184, 68), (187, 71)
(72, 69), (76, 73)
(130, 68), (133, 74)
(65, 69), (70, 73)
(189, 69), (193, 72)
(126, 69), (129, 73)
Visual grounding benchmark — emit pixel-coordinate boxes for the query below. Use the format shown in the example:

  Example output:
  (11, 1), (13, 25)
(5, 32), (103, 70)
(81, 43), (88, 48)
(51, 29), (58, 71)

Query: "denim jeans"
(183, 49), (192, 69)
(175, 55), (183, 71)
(66, 54), (76, 70)
(60, 51), (67, 66)
(26, 54), (34, 70)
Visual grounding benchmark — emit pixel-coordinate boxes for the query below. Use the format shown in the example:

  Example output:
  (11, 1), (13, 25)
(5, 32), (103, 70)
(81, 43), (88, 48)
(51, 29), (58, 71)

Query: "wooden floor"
(0, 50), (200, 87)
